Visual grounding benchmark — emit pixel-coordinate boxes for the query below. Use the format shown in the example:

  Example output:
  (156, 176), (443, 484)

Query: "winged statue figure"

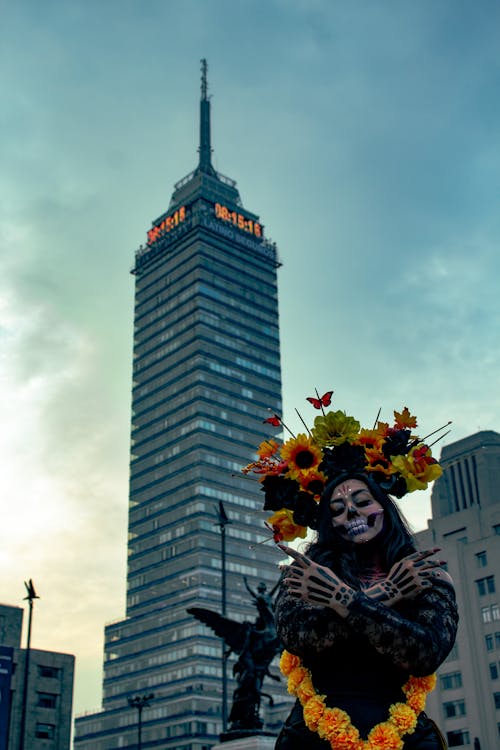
(187, 579), (281, 733)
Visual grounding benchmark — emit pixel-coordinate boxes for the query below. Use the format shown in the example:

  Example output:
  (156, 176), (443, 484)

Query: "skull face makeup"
(330, 478), (384, 544)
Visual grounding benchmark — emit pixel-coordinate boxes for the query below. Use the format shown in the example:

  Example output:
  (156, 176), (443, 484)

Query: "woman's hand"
(364, 548), (446, 607)
(278, 543), (355, 617)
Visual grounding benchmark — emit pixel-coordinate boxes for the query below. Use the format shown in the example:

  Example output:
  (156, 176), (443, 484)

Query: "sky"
(1, 0), (499, 720)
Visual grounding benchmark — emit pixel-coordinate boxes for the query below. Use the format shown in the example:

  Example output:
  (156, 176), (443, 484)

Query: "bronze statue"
(187, 579), (281, 735)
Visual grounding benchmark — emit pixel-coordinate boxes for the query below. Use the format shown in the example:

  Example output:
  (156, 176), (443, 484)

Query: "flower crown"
(242, 390), (449, 543)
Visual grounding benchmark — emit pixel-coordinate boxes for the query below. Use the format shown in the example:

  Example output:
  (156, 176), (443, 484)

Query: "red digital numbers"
(214, 203), (262, 238)
(147, 206), (186, 244)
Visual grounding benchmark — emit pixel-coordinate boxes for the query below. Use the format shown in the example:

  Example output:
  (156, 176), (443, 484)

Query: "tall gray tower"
(74, 62), (284, 749)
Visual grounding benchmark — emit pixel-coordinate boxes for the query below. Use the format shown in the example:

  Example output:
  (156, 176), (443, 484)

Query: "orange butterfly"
(307, 391), (333, 410)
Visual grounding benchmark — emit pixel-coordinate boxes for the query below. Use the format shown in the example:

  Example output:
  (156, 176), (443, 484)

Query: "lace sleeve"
(345, 578), (458, 675)
(274, 574), (349, 657)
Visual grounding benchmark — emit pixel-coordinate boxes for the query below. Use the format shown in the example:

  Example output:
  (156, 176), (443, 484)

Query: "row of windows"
(440, 671), (462, 690)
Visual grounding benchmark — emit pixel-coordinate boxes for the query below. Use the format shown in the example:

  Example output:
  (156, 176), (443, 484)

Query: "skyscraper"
(415, 430), (500, 749)
(74, 61), (284, 749)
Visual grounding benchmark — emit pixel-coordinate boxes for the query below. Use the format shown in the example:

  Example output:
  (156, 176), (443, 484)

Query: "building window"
(485, 635), (494, 651)
(446, 730), (470, 747)
(476, 576), (495, 596)
(493, 524), (500, 535)
(475, 551), (487, 567)
(440, 672), (463, 690)
(37, 692), (58, 708)
(490, 663), (499, 680)
(443, 699), (466, 718)
(38, 665), (60, 679)
(35, 723), (56, 739)
(494, 692), (500, 709)
(482, 605), (499, 623)
(496, 631), (500, 648)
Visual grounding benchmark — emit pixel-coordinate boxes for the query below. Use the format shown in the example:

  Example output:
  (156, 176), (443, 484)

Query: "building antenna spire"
(198, 58), (214, 173)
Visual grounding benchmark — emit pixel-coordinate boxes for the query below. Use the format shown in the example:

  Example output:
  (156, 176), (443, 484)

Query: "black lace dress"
(274, 570), (458, 749)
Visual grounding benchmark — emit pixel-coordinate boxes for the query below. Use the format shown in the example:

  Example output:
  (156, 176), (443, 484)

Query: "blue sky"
(1, 0), (499, 716)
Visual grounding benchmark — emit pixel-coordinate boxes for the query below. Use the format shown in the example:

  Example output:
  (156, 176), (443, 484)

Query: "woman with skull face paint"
(245, 400), (458, 749)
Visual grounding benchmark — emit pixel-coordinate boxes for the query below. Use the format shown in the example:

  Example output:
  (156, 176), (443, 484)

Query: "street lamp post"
(214, 501), (232, 733)
(128, 693), (154, 750)
(19, 579), (39, 750)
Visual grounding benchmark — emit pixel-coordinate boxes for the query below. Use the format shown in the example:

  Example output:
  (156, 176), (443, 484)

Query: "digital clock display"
(214, 203), (262, 238)
(147, 206), (186, 244)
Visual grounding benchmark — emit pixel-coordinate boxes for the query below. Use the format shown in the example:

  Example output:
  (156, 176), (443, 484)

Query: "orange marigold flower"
(393, 407), (418, 429)
(287, 666), (309, 693)
(279, 650), (300, 676)
(267, 508), (307, 543)
(405, 691), (426, 713)
(257, 438), (280, 458)
(317, 707), (352, 741)
(367, 721), (404, 750)
(302, 694), (326, 731)
(281, 434), (322, 473)
(290, 469), (326, 496)
(406, 674), (436, 693)
(296, 673), (316, 703)
(389, 702), (418, 734)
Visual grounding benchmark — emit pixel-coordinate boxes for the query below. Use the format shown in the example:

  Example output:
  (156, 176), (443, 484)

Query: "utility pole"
(214, 501), (232, 732)
(127, 693), (154, 750)
(19, 579), (39, 750)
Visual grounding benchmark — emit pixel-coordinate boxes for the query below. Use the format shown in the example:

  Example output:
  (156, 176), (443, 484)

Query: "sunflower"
(281, 434), (322, 473)
(364, 447), (398, 477)
(311, 410), (360, 448)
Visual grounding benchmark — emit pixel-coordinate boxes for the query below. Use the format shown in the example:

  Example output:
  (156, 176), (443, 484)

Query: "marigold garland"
(280, 650), (436, 750)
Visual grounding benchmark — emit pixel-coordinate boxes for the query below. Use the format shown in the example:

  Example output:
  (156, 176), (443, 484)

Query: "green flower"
(311, 410), (360, 448)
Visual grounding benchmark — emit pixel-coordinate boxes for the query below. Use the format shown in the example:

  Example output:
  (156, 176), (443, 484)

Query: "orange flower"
(287, 666), (309, 693)
(317, 707), (352, 741)
(296, 672), (316, 703)
(279, 650), (301, 676)
(406, 674), (436, 693)
(393, 407), (417, 429)
(294, 469), (327, 496)
(364, 447), (398, 477)
(257, 438), (280, 458)
(404, 689), (426, 713)
(367, 721), (403, 750)
(267, 508), (307, 542)
(302, 694), (326, 731)
(354, 428), (385, 451)
(388, 703), (417, 734)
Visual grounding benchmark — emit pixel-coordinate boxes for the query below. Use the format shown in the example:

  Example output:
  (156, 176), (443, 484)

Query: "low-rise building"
(0, 603), (75, 750)
(415, 430), (500, 749)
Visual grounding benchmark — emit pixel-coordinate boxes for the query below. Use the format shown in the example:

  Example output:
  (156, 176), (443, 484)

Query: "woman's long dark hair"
(306, 474), (416, 589)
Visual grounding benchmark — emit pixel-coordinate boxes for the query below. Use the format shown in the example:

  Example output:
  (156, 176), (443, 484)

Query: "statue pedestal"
(212, 733), (277, 750)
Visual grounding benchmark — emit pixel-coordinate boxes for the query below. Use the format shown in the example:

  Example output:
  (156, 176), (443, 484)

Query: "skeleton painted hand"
(364, 548), (445, 606)
(278, 544), (355, 616)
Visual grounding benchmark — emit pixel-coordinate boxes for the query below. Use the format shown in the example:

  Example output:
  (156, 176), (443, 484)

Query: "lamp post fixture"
(214, 501), (232, 733)
(19, 579), (39, 750)
(128, 693), (154, 750)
